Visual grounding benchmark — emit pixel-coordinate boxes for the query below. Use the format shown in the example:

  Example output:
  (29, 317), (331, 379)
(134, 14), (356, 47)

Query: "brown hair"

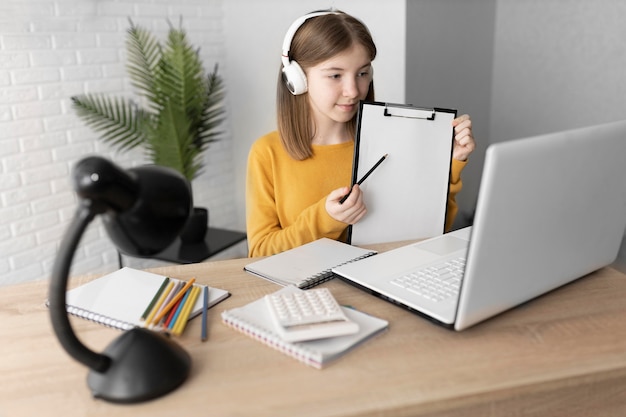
(277, 11), (377, 160)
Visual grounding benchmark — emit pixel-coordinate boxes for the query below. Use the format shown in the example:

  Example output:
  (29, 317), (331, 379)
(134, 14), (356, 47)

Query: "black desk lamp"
(48, 156), (193, 403)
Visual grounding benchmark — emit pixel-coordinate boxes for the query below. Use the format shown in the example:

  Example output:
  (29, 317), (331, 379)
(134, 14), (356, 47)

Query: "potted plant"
(72, 19), (225, 243)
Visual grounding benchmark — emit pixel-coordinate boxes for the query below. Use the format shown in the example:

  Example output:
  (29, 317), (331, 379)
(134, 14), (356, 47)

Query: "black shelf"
(118, 227), (247, 267)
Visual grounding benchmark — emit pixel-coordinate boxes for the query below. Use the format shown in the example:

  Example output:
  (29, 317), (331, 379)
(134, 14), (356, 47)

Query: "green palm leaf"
(198, 66), (226, 148)
(71, 94), (148, 152)
(126, 19), (163, 112)
(71, 19), (224, 182)
(148, 99), (196, 178)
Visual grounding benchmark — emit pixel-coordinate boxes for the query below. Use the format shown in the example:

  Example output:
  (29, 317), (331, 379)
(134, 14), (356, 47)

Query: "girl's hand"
(452, 114), (476, 161)
(326, 185), (367, 224)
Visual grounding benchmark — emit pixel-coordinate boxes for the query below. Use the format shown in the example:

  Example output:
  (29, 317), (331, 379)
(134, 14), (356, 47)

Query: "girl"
(246, 10), (475, 257)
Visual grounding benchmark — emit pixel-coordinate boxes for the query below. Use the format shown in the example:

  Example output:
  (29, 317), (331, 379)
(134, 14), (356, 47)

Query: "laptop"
(332, 120), (626, 330)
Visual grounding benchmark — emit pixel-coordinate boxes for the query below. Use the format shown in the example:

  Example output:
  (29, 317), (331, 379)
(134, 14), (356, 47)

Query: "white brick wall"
(0, 0), (245, 286)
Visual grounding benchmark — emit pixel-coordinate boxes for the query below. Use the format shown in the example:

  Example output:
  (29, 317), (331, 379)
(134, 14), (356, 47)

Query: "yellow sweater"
(246, 131), (466, 257)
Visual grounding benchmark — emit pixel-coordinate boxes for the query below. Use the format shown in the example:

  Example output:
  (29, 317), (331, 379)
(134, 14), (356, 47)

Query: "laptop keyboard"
(390, 257), (466, 302)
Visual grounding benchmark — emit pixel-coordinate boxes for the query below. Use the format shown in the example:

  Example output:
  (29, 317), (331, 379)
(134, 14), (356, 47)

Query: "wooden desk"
(2, 250), (626, 417)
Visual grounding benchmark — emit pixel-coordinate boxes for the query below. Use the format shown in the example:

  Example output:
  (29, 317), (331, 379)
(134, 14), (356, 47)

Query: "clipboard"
(347, 101), (456, 245)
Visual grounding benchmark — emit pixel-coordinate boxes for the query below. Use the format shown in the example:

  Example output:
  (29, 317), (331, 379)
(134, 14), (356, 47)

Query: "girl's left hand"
(452, 114), (476, 161)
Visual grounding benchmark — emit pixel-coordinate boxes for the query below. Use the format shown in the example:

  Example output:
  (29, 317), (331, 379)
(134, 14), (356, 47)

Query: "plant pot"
(179, 207), (208, 244)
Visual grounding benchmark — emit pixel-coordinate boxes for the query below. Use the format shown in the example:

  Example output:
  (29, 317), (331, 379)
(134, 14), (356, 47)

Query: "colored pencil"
(151, 277), (196, 325)
(171, 291), (192, 335)
(167, 287), (192, 330)
(144, 280), (174, 326)
(154, 280), (182, 325)
(173, 286), (201, 336)
(144, 282), (172, 328)
(143, 281), (174, 326)
(201, 285), (209, 341)
(164, 295), (184, 329)
(140, 277), (169, 319)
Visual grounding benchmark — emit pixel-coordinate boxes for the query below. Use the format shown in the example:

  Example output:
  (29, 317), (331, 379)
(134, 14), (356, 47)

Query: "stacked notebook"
(222, 285), (388, 369)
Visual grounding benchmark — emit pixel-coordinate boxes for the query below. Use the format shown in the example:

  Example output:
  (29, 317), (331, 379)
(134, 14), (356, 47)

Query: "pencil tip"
(384, 153), (389, 158)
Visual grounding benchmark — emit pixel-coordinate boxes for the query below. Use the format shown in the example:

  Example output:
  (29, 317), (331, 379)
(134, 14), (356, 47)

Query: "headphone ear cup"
(282, 60), (307, 95)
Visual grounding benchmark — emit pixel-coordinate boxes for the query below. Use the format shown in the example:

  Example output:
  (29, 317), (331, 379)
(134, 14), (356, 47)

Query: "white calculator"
(265, 286), (359, 342)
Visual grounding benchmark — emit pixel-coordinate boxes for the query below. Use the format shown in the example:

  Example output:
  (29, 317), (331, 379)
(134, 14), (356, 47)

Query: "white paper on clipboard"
(347, 101), (456, 246)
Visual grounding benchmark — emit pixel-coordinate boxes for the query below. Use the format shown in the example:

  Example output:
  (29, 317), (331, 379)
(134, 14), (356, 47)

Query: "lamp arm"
(49, 200), (111, 372)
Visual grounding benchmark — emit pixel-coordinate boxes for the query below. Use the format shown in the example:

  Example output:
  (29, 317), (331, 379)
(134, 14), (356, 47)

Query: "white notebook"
(244, 238), (377, 289)
(57, 267), (230, 331)
(221, 285), (388, 369)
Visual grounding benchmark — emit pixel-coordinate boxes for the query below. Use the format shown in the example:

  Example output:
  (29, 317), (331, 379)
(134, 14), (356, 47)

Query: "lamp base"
(87, 327), (191, 403)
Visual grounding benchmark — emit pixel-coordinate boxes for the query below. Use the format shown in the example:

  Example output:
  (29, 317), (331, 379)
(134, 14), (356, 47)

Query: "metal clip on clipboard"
(383, 104), (436, 120)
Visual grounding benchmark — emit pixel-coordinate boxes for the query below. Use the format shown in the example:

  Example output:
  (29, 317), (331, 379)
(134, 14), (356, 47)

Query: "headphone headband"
(281, 11), (337, 67)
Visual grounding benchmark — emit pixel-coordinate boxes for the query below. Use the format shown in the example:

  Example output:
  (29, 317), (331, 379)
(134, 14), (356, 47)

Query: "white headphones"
(281, 11), (338, 95)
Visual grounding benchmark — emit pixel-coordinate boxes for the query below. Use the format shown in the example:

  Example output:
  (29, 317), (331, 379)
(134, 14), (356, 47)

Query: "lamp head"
(73, 157), (193, 256)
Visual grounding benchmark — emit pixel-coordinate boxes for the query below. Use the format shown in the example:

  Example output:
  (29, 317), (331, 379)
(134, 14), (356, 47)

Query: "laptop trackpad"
(418, 236), (468, 256)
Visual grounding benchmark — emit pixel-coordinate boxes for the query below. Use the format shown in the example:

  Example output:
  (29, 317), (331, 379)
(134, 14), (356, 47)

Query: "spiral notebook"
(243, 238), (377, 289)
(59, 267), (230, 331)
(221, 285), (389, 369)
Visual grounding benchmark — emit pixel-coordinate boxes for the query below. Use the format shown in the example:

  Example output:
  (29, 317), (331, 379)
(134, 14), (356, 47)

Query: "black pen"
(339, 153), (388, 204)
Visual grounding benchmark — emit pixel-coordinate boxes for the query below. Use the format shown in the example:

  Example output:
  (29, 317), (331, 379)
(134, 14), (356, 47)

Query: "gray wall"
(490, 0), (626, 140)
(491, 0), (626, 271)
(406, 0), (496, 229)
(406, 0), (626, 271)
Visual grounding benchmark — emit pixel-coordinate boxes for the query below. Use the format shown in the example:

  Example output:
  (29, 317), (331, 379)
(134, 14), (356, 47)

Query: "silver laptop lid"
(455, 120), (626, 330)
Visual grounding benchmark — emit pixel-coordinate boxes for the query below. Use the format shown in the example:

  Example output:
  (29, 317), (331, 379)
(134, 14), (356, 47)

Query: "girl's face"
(306, 44), (372, 129)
